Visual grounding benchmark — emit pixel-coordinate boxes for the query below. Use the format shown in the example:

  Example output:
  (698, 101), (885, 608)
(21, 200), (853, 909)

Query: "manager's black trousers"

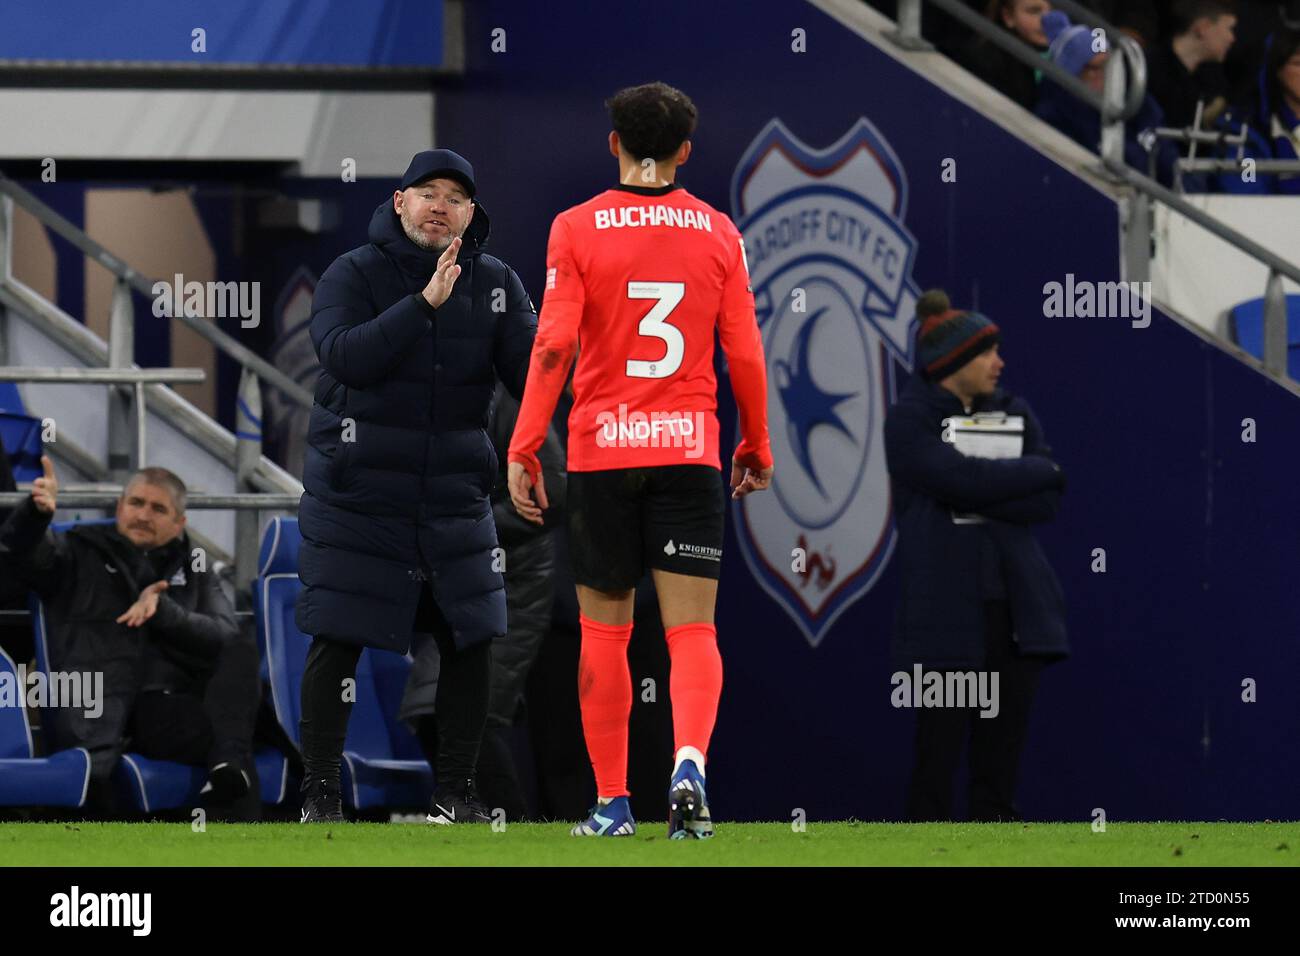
(905, 600), (1045, 822)
(298, 585), (491, 794)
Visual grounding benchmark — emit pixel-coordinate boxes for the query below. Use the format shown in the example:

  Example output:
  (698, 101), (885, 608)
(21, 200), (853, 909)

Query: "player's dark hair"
(1170, 0), (1235, 37)
(606, 82), (698, 163)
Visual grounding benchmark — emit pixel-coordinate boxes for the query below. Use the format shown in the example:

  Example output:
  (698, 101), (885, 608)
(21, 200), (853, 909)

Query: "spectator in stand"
(1219, 1), (1285, 105)
(1034, 10), (1181, 185)
(1146, 0), (1238, 134)
(1217, 26), (1300, 193)
(959, 1), (1054, 111)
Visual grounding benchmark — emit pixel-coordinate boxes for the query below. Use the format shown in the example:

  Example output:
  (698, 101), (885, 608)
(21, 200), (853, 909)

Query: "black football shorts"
(567, 465), (726, 592)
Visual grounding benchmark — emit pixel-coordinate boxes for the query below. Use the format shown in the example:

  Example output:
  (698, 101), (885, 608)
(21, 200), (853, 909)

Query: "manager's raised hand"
(421, 235), (463, 311)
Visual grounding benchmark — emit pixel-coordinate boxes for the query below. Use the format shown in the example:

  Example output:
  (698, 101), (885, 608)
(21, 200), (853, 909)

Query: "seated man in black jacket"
(0, 456), (260, 817)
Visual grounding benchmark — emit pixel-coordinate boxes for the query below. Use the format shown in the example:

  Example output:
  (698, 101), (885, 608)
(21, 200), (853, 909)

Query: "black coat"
(1145, 39), (1230, 135)
(294, 197), (536, 652)
(883, 376), (1068, 669)
(398, 382), (566, 725)
(0, 498), (239, 778)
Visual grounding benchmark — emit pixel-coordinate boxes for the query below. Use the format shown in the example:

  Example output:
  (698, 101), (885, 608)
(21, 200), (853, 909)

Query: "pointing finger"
(438, 235), (461, 268)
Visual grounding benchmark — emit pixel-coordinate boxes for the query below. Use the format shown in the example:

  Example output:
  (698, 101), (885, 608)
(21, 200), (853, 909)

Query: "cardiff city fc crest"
(730, 118), (919, 647)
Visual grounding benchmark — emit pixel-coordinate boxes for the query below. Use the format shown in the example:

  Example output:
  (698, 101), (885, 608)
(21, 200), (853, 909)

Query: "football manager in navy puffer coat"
(295, 149), (536, 824)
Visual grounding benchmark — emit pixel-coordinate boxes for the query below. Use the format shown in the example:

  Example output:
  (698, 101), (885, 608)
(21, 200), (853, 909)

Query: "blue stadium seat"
(1228, 294), (1300, 380)
(28, 517), (288, 812)
(0, 382), (25, 415)
(0, 412), (45, 482)
(0, 645), (91, 808)
(254, 515), (433, 810)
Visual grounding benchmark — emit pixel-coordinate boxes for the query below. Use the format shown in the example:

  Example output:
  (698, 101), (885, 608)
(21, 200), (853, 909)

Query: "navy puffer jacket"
(294, 196), (536, 652)
(884, 376), (1068, 669)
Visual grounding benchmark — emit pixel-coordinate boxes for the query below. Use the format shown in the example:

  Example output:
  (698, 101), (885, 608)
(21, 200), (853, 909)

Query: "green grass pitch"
(1, 821), (1295, 866)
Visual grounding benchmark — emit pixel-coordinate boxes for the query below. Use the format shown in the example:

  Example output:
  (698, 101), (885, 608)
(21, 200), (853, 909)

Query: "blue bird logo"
(773, 306), (857, 499)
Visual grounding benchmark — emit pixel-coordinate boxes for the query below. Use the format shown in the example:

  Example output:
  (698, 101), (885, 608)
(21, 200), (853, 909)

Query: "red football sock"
(578, 614), (634, 799)
(665, 622), (723, 760)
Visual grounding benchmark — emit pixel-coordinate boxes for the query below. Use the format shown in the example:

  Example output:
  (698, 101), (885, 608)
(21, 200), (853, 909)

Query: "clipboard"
(941, 413), (1024, 524)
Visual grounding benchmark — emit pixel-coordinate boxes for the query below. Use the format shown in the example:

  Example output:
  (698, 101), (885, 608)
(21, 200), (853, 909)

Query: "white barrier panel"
(0, 90), (434, 178)
(1152, 195), (1300, 339)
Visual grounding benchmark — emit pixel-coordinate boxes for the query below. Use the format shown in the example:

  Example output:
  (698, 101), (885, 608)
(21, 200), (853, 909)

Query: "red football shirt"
(508, 183), (772, 477)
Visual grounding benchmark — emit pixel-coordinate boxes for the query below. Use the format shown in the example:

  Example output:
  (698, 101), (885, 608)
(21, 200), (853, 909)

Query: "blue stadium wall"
(434, 0), (1300, 822)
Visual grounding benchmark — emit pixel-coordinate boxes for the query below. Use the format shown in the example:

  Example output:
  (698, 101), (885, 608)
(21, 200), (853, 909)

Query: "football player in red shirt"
(507, 82), (773, 839)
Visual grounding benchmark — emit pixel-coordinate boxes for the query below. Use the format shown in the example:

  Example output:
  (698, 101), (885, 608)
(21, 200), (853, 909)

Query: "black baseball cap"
(398, 148), (476, 197)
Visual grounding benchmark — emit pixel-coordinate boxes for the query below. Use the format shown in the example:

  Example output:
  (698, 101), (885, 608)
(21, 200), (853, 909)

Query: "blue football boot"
(571, 796), (637, 836)
(668, 759), (714, 839)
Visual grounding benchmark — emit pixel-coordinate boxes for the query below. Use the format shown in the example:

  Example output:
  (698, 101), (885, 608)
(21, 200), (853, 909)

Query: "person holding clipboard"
(884, 290), (1068, 822)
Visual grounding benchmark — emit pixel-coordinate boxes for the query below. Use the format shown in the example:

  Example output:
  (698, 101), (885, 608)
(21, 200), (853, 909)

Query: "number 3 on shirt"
(626, 281), (685, 379)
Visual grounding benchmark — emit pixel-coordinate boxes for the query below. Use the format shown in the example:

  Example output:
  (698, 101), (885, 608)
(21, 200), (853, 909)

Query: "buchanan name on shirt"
(593, 204), (713, 231)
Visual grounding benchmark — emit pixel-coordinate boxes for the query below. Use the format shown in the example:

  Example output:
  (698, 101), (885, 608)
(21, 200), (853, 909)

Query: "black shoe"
(427, 777), (493, 825)
(201, 762), (251, 803)
(300, 777), (344, 823)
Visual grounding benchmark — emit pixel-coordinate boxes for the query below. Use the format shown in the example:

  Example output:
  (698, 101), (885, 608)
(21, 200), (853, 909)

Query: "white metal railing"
(1146, 99), (1300, 194)
(0, 367), (202, 466)
(0, 491), (300, 509)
